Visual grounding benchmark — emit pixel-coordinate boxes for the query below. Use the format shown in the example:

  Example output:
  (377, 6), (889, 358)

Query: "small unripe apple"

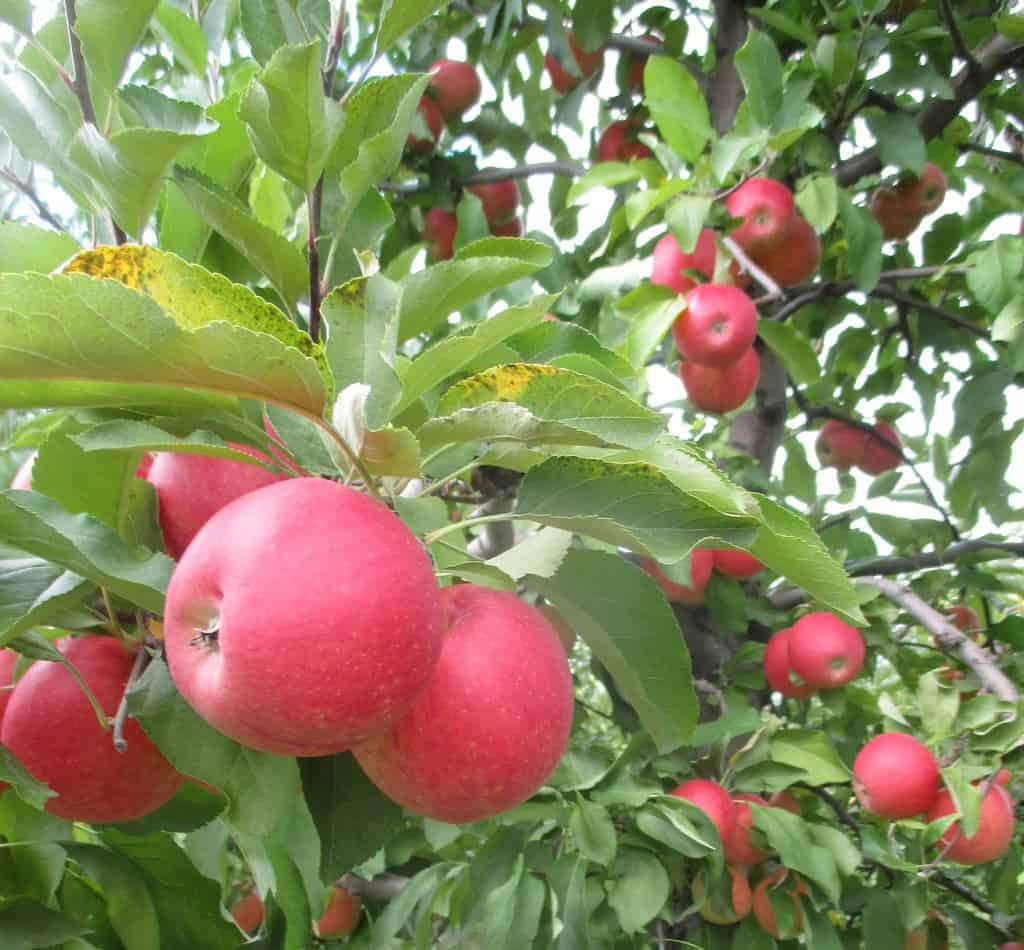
(853, 732), (941, 818)
(692, 865), (752, 924)
(354, 584), (574, 823)
(724, 793), (770, 865)
(679, 347), (760, 414)
(926, 781), (1015, 865)
(786, 611), (865, 688)
(406, 96), (444, 154)
(1, 636), (183, 822)
(859, 422), (902, 475)
(815, 420), (869, 470)
(711, 548), (763, 579)
(148, 446), (290, 559)
(651, 230), (718, 295)
(491, 217), (523, 238)
(164, 478), (445, 756)
(870, 186), (923, 241)
(725, 177), (796, 253)
(640, 549), (714, 605)
(231, 892), (264, 933)
(763, 627), (816, 699)
(423, 208), (458, 260)
(752, 214), (820, 286)
(597, 119), (651, 162)
(670, 778), (737, 844)
(466, 179), (519, 227)
(317, 884), (363, 939)
(544, 33), (604, 93)
(428, 59), (481, 119)
(897, 162), (947, 216)
(752, 869), (805, 940)
(673, 284), (758, 368)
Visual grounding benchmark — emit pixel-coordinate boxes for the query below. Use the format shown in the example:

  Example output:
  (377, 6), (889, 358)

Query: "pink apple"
(711, 549), (763, 578)
(406, 96), (444, 154)
(679, 347), (760, 414)
(597, 119), (652, 162)
(815, 420), (869, 470)
(853, 733), (941, 818)
(786, 611), (865, 688)
(725, 177), (796, 253)
(927, 781), (1015, 865)
(353, 584), (574, 823)
(163, 478), (445, 756)
(724, 793), (771, 865)
(428, 59), (481, 119)
(423, 208), (457, 260)
(870, 186), (923, 241)
(231, 892), (264, 933)
(0, 648), (18, 722)
(763, 627), (816, 699)
(897, 162), (947, 216)
(317, 884), (363, 938)
(544, 33), (604, 93)
(640, 549), (714, 605)
(1, 635), (183, 822)
(859, 422), (902, 475)
(651, 230), (718, 295)
(491, 217), (523, 238)
(670, 778), (737, 845)
(466, 179), (519, 227)
(752, 214), (820, 286)
(673, 284), (758, 367)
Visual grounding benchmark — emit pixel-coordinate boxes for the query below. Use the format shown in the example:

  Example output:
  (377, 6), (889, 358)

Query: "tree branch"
(338, 873), (408, 901)
(871, 285), (988, 340)
(868, 577), (1019, 702)
(708, 0), (748, 135)
(0, 169), (69, 234)
(931, 871), (996, 916)
(723, 236), (783, 298)
(846, 539), (1024, 576)
(938, 0), (977, 74)
(381, 161), (585, 195)
(958, 141), (1024, 168)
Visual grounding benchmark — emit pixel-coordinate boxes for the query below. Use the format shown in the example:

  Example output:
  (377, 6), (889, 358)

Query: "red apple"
(996, 768), (1012, 788)
(870, 186), (923, 241)
(679, 347), (760, 414)
(544, 33), (604, 93)
(752, 214), (820, 286)
(692, 865), (752, 924)
(786, 611), (865, 688)
(423, 208), (458, 260)
(712, 549), (763, 579)
(353, 584), (574, 823)
(651, 230), (718, 295)
(853, 732), (941, 818)
(670, 778), (737, 845)
(1, 636), (182, 822)
(947, 605), (981, 634)
(897, 162), (947, 216)
(763, 627), (817, 699)
(148, 446), (290, 559)
(859, 422), (902, 475)
(0, 648), (18, 722)
(640, 549), (714, 605)
(724, 793), (771, 865)
(768, 790), (801, 814)
(815, 420), (869, 470)
(625, 34), (661, 91)
(164, 478), (445, 756)
(231, 892), (264, 933)
(466, 179), (519, 227)
(428, 59), (481, 119)
(317, 884), (363, 939)
(491, 217), (523, 238)
(904, 914), (948, 950)
(596, 119), (651, 162)
(752, 869), (805, 940)
(673, 284), (758, 368)
(725, 177), (796, 253)
(406, 96), (444, 154)
(926, 781), (1015, 865)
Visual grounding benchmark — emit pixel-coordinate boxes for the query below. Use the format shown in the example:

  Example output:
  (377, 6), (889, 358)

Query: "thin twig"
(0, 169), (69, 234)
(931, 871), (996, 916)
(846, 540), (1024, 577)
(112, 646), (149, 752)
(828, 10), (873, 143)
(803, 784), (861, 836)
(722, 236), (783, 298)
(307, 187), (323, 342)
(958, 141), (1024, 168)
(380, 160), (585, 195)
(872, 285), (988, 340)
(338, 873), (408, 900)
(938, 0), (978, 73)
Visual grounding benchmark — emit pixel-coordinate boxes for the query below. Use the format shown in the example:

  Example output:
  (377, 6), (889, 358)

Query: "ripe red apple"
(859, 422), (902, 475)
(317, 884), (363, 939)
(148, 446), (290, 559)
(768, 790), (801, 814)
(640, 549), (714, 605)
(763, 627), (816, 699)
(466, 179), (519, 227)
(853, 732), (941, 818)
(725, 177), (796, 253)
(231, 892), (264, 933)
(1, 635), (183, 822)
(898, 162), (947, 216)
(354, 584), (573, 822)
(670, 778), (737, 845)
(544, 32), (604, 92)
(673, 284), (758, 368)
(786, 611), (865, 688)
(996, 768), (1012, 788)
(596, 119), (651, 162)
(491, 217), (523, 238)
(0, 648), (18, 722)
(926, 781), (1015, 865)
(651, 230), (718, 295)
(406, 96), (444, 154)
(712, 549), (763, 579)
(752, 869), (805, 940)
(752, 214), (820, 286)
(724, 793), (770, 865)
(164, 478), (445, 756)
(692, 865), (752, 924)
(625, 34), (661, 91)
(869, 186), (923, 241)
(428, 59), (481, 119)
(679, 348), (760, 414)
(423, 208), (457, 260)
(815, 420), (869, 469)
(947, 605), (981, 634)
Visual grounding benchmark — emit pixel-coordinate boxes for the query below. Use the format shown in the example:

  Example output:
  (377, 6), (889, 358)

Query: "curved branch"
(847, 539), (1024, 576)
(338, 873), (408, 901)
(380, 161), (584, 195)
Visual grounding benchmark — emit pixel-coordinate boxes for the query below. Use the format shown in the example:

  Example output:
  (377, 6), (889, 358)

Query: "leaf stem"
(112, 645), (149, 752)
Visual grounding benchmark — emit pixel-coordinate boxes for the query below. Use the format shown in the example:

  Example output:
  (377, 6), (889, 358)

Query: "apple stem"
(722, 236), (783, 298)
(424, 512), (521, 547)
(112, 646), (149, 753)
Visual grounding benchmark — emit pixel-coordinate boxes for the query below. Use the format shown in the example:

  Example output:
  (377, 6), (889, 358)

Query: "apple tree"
(0, 0), (1021, 947)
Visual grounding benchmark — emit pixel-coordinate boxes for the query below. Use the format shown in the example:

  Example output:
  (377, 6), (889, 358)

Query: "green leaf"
(0, 0), (30, 34)
(488, 527), (574, 580)
(635, 795), (718, 857)
(567, 163), (643, 204)
(530, 550), (697, 752)
(967, 235), (1023, 314)
(0, 491), (171, 612)
(398, 238), (553, 340)
(623, 297), (682, 369)
(861, 892), (904, 950)
(996, 13), (1024, 39)
(770, 729), (851, 785)
(552, 854), (592, 950)
(75, 0), (159, 93)
(643, 57), (711, 163)
(422, 364), (664, 451)
(0, 901), (82, 950)
(795, 174), (838, 233)
(807, 825), (861, 878)
(376, 0), (449, 53)
(172, 169), (308, 308)
(751, 497), (864, 625)
(569, 798), (618, 866)
(666, 195), (713, 254)
(0, 224), (79, 275)
(750, 806), (841, 903)
(757, 321), (821, 385)
(918, 670), (959, 741)
(127, 658), (302, 835)
(240, 0), (307, 64)
(992, 294), (1024, 343)
(734, 30), (783, 129)
(298, 753), (403, 883)
(0, 544), (92, 646)
(838, 192), (883, 293)
(866, 113), (927, 176)
(0, 745), (55, 810)
(239, 41), (345, 192)
(153, 2), (208, 76)
(606, 848), (670, 934)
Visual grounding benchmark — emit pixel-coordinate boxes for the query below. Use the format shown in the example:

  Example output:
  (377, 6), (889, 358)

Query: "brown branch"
(938, 0), (977, 74)
(709, 0), (748, 135)
(0, 169), (70, 234)
(338, 873), (408, 901)
(381, 161), (584, 195)
(868, 577), (1019, 702)
(871, 285), (988, 340)
(803, 784), (861, 836)
(931, 871), (996, 916)
(958, 141), (1024, 168)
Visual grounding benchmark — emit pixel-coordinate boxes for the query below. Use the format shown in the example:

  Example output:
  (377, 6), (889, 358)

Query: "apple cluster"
(0, 447), (575, 830)
(641, 547), (763, 606)
(816, 418), (903, 475)
(764, 611), (865, 698)
(854, 733), (1016, 865)
(869, 162), (948, 241)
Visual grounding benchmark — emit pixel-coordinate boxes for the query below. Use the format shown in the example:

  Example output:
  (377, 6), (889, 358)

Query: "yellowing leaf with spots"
(420, 363), (664, 451)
